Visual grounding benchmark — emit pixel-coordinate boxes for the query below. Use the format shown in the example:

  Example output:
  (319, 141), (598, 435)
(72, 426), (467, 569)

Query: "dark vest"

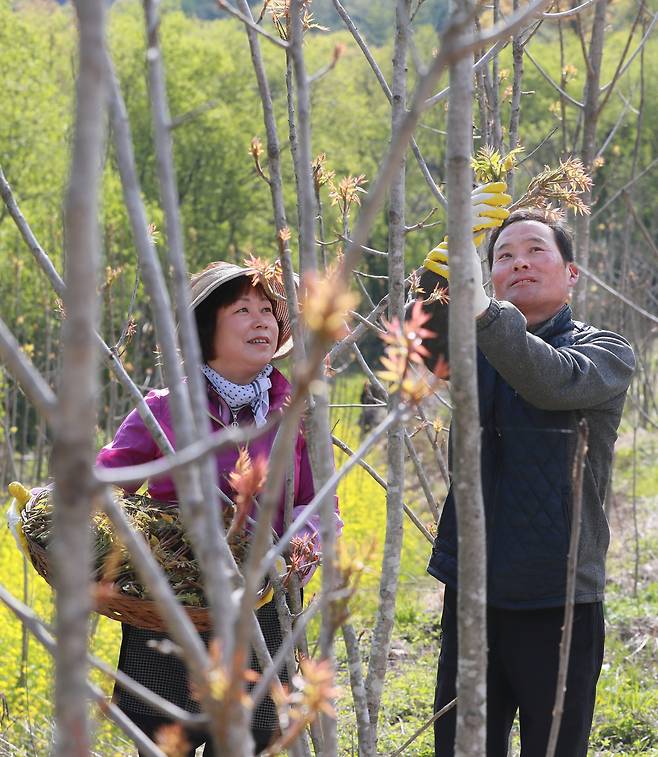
(428, 306), (592, 609)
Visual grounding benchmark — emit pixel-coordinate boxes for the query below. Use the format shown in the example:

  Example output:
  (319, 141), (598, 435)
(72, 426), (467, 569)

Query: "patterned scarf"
(201, 363), (273, 427)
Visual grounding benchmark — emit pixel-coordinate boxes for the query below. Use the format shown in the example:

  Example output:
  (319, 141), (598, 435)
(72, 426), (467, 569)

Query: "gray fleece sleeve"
(476, 300), (635, 411)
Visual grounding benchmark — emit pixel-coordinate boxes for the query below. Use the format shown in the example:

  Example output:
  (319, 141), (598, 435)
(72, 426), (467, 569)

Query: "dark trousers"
(129, 712), (274, 756)
(434, 587), (604, 757)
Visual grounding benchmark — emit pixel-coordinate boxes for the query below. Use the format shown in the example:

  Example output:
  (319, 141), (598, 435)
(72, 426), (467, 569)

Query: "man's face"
(490, 220), (579, 327)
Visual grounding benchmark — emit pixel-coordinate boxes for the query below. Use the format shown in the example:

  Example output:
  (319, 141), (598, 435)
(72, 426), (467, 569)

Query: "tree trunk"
(364, 1), (409, 746)
(51, 2), (106, 754)
(574, 0), (607, 316)
(445, 5), (488, 755)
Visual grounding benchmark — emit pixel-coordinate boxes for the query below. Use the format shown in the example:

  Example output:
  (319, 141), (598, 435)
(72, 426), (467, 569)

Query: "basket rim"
(23, 520), (268, 632)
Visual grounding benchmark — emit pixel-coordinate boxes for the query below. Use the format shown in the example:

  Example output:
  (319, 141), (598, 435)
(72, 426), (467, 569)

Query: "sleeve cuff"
(476, 298), (502, 331)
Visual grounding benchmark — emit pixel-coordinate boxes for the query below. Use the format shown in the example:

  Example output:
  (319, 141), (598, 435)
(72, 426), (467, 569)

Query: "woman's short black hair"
(486, 209), (574, 269)
(194, 276), (276, 363)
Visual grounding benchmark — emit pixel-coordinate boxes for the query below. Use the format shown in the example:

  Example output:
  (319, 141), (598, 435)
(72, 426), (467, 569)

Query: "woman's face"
(208, 285), (279, 384)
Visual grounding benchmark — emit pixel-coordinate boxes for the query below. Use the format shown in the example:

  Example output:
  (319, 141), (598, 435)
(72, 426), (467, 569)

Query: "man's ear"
(567, 262), (579, 288)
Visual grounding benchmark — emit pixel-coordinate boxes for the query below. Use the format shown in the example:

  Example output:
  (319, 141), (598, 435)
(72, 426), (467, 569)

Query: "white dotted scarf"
(201, 363), (273, 428)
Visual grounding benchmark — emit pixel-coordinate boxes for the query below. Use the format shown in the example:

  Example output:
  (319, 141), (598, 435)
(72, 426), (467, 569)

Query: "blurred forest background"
(1, 0), (656, 472)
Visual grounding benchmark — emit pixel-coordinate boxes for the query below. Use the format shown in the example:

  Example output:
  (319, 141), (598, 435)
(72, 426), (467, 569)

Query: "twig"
(348, 310), (387, 334)
(0, 161), (175, 458)
(170, 98), (222, 129)
(261, 409), (404, 579)
(0, 585), (206, 726)
(404, 207), (442, 233)
(331, 434), (434, 545)
(328, 294), (390, 366)
(216, 0), (289, 48)
(330, 0), (447, 208)
(591, 156), (658, 220)
(542, 0), (596, 19)
(545, 419), (588, 757)
(112, 266), (140, 356)
(388, 697), (456, 756)
(622, 190), (658, 261)
(578, 264), (658, 325)
(352, 271), (389, 281)
(350, 341), (441, 523)
(523, 47), (584, 107)
(250, 596), (322, 707)
(339, 236), (388, 257)
(340, 0), (556, 285)
(415, 402), (450, 488)
(599, 12), (658, 96)
(424, 39), (508, 108)
(94, 414), (275, 485)
(0, 318), (56, 424)
(100, 489), (212, 692)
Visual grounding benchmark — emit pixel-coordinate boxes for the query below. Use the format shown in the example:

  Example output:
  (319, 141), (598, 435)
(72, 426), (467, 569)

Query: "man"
(422, 208), (635, 756)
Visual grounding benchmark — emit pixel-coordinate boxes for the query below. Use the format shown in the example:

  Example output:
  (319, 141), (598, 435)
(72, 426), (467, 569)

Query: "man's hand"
(471, 181), (511, 245)
(423, 239), (490, 317)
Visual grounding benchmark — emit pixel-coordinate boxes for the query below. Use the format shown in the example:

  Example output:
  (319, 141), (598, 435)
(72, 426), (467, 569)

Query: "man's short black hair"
(487, 209), (574, 269)
(194, 276), (277, 363)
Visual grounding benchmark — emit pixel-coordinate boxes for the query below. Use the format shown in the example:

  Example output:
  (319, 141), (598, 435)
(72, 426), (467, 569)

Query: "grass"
(0, 381), (657, 755)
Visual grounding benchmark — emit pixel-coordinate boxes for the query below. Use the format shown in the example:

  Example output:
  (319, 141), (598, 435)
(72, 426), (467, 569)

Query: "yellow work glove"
(7, 481), (32, 558)
(424, 239), (490, 317)
(471, 181), (511, 245)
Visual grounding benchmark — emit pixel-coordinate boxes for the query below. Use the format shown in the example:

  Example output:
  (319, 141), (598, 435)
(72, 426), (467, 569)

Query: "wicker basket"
(25, 538), (218, 632)
(21, 493), (266, 633)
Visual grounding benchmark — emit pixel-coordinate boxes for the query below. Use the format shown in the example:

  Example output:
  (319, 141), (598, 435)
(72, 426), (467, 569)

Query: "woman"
(97, 261), (341, 755)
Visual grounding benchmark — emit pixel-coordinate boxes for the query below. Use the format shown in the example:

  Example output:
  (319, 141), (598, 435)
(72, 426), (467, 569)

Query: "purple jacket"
(96, 367), (341, 541)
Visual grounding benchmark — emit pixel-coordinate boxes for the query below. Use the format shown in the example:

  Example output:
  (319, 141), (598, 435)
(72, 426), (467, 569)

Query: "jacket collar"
(267, 367), (292, 412)
(529, 304), (573, 339)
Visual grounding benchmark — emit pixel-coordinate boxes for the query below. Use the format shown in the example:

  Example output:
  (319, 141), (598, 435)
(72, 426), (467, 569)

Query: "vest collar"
(529, 304), (572, 339)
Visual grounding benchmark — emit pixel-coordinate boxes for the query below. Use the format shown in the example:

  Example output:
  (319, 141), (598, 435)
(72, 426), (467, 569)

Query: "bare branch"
(524, 47), (584, 107)
(94, 416), (275, 485)
(389, 697), (457, 756)
(328, 293), (390, 366)
(424, 39), (508, 109)
(595, 98), (631, 160)
(444, 3), (488, 752)
(0, 318), (56, 424)
(341, 0), (555, 283)
(216, 0), (289, 49)
(100, 489), (212, 678)
(0, 163), (175, 458)
(0, 167), (64, 294)
(331, 434), (435, 544)
(170, 98), (222, 129)
(542, 0), (597, 19)
(250, 597), (322, 707)
(261, 409), (403, 576)
(578, 264), (658, 325)
(331, 0), (447, 207)
(0, 584), (206, 726)
(590, 157), (658, 220)
(599, 12), (658, 96)
(545, 420), (588, 757)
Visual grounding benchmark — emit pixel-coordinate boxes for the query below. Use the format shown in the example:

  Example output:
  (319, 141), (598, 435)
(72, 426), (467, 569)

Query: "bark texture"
(52, 2), (107, 754)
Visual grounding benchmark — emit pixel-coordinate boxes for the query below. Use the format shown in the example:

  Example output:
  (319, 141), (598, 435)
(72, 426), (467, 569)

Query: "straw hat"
(189, 261), (295, 360)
